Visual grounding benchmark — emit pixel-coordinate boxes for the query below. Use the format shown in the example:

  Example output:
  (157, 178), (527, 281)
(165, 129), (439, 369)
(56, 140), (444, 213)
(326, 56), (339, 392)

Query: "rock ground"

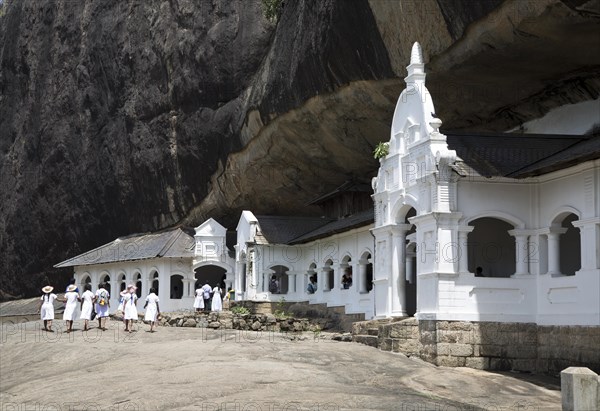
(0, 319), (561, 410)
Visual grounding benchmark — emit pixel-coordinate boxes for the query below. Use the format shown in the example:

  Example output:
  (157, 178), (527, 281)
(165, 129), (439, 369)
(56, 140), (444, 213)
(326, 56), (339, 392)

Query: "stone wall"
(355, 318), (600, 376)
(156, 311), (318, 333)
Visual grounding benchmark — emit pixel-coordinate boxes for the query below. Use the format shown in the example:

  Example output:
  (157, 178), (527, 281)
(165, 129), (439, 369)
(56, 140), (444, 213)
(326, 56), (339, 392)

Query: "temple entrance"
(195, 265), (227, 293)
(404, 208), (417, 316)
(405, 242), (417, 316)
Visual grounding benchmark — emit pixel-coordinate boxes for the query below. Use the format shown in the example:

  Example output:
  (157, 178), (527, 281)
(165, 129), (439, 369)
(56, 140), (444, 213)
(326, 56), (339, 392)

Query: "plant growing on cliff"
(261, 0), (282, 22)
(373, 142), (389, 159)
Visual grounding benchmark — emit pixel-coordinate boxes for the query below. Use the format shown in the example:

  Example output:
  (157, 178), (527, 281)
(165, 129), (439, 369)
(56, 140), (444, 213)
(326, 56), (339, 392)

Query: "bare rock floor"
(0, 319), (561, 410)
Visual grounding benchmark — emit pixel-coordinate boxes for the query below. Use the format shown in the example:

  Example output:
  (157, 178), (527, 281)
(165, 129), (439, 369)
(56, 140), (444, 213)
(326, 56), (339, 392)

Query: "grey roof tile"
(446, 132), (600, 178)
(54, 228), (195, 268)
(289, 208), (374, 244)
(254, 216), (334, 245)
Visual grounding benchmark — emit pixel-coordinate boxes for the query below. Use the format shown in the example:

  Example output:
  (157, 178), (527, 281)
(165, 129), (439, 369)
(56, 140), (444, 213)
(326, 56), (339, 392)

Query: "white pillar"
(157, 271), (168, 310)
(457, 227), (473, 274)
(109, 279), (119, 308)
(391, 224), (411, 317)
(322, 266), (332, 291)
(572, 218), (600, 271)
(358, 259), (368, 293)
(509, 230), (531, 276)
(546, 228), (567, 276)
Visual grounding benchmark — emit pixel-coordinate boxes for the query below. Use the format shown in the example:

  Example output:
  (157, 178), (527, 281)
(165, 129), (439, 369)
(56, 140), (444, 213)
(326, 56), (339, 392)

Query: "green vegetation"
(274, 297), (289, 319)
(312, 325), (322, 339)
(261, 0), (282, 22)
(373, 142), (389, 159)
(231, 305), (250, 315)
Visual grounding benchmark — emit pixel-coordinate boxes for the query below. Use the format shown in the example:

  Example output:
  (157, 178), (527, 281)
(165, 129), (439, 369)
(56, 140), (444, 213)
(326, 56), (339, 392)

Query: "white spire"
(410, 42), (423, 64)
(405, 41), (426, 85)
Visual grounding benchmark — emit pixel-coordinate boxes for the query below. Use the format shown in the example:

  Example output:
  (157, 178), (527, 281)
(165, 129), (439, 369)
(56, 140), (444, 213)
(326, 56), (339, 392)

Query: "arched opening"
(359, 252), (373, 293)
(406, 242), (417, 317)
(151, 271), (159, 295)
(269, 265), (289, 294)
(306, 263), (317, 294)
(135, 272), (142, 298)
(556, 213), (581, 276)
(195, 265), (226, 292)
(82, 275), (92, 288)
(365, 254), (373, 292)
(100, 273), (111, 295)
(404, 208), (416, 235)
(398, 207), (417, 315)
(468, 217), (516, 277)
(118, 273), (126, 292)
(170, 275), (183, 299)
(341, 255), (352, 290)
(240, 252), (247, 293)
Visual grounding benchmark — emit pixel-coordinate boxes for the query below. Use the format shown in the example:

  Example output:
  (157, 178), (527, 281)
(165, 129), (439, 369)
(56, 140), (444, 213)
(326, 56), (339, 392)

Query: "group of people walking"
(193, 283), (224, 312)
(38, 280), (160, 333)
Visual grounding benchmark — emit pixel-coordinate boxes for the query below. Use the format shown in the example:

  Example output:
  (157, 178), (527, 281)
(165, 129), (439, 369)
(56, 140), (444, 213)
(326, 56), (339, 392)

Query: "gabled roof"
(54, 228), (195, 268)
(446, 132), (600, 178)
(195, 218), (226, 237)
(253, 216), (335, 245)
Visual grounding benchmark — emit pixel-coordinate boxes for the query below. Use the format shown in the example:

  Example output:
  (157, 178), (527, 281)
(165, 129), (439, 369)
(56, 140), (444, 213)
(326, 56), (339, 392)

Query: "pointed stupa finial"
(410, 42), (423, 65)
(405, 41), (426, 85)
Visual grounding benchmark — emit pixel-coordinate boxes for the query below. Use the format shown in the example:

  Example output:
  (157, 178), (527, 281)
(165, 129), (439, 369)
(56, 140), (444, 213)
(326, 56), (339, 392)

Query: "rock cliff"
(0, 0), (598, 298)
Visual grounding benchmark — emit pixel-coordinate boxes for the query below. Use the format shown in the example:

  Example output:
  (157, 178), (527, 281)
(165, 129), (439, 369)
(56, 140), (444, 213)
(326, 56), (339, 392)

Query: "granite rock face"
(1, 0), (599, 298)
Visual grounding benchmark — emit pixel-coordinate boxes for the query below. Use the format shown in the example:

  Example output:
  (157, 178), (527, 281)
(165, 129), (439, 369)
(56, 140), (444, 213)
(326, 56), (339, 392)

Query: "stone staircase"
(352, 317), (410, 348)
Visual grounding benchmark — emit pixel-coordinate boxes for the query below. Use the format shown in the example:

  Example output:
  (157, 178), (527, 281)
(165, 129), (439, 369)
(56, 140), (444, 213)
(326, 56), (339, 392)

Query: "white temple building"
(370, 43), (599, 327)
(56, 43), (600, 327)
(55, 218), (236, 312)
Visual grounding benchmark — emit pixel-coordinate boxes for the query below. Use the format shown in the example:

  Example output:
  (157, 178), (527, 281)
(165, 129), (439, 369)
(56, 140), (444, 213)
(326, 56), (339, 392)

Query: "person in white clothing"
(193, 286), (204, 312)
(122, 285), (138, 333)
(211, 284), (223, 312)
(202, 283), (212, 312)
(61, 284), (80, 333)
(94, 283), (110, 330)
(143, 288), (160, 332)
(38, 286), (57, 332)
(79, 284), (95, 331)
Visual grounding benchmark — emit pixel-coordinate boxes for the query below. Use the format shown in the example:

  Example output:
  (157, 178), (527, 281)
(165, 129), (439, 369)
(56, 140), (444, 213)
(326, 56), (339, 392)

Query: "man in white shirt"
(202, 282), (212, 312)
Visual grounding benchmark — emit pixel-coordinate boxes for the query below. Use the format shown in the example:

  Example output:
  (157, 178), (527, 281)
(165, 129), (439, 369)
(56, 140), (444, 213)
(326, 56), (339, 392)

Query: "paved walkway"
(0, 319), (561, 410)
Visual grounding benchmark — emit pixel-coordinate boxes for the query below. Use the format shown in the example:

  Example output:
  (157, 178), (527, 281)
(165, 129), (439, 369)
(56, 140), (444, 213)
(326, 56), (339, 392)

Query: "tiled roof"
(254, 216), (334, 245)
(253, 210), (374, 246)
(508, 134), (600, 177)
(308, 181), (373, 205)
(54, 228), (195, 268)
(446, 132), (600, 178)
(289, 208), (374, 244)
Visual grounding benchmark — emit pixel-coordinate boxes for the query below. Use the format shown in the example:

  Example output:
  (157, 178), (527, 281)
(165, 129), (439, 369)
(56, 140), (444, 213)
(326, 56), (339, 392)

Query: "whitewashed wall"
(236, 214), (376, 319)
(74, 257), (195, 313)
